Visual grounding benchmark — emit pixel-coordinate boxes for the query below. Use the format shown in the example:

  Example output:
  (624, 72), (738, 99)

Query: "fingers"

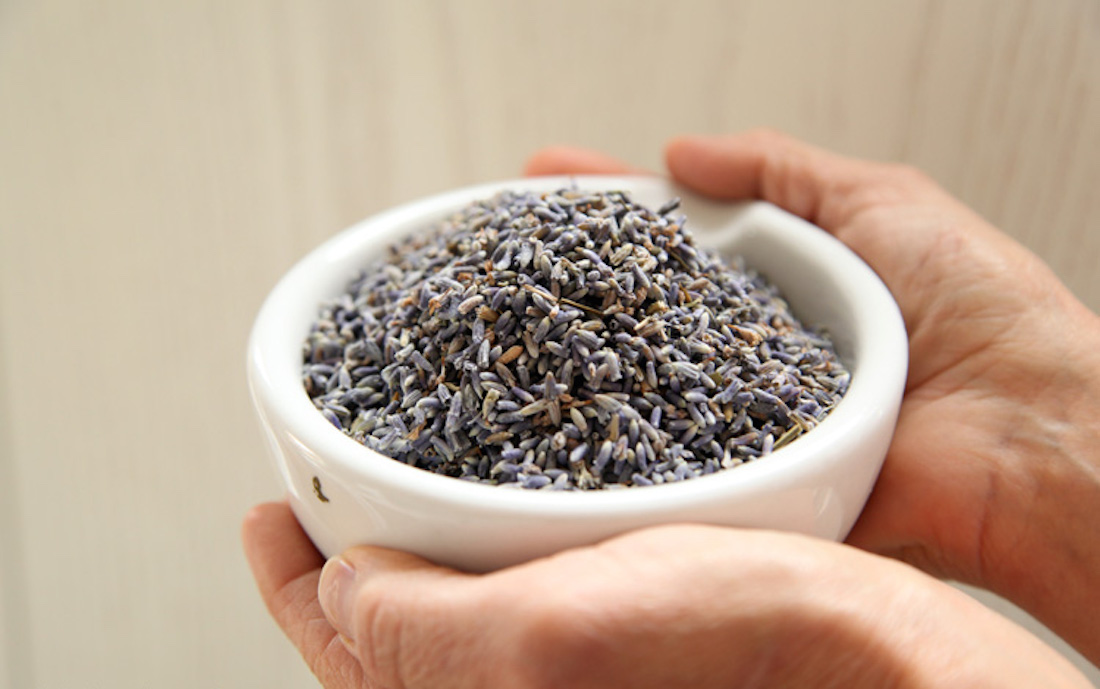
(241, 502), (366, 688)
(664, 129), (920, 231)
(242, 502), (325, 599)
(247, 513), (1092, 689)
(523, 145), (644, 176)
(318, 545), (487, 689)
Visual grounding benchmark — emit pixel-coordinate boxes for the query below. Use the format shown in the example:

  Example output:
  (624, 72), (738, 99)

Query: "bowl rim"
(247, 174), (908, 518)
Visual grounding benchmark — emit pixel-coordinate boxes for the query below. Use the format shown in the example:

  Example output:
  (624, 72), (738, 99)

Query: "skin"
(243, 130), (1100, 687)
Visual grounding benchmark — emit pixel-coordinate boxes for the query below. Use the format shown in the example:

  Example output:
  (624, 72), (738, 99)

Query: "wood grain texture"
(1, 1), (1098, 687)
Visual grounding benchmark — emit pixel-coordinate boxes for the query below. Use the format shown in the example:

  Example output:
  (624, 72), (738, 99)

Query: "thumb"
(664, 128), (896, 231)
(318, 547), (479, 688)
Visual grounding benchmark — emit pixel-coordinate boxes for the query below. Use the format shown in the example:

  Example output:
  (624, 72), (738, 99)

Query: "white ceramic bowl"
(247, 175), (907, 572)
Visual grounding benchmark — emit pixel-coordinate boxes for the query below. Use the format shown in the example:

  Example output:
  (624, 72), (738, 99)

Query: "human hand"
(242, 501), (1091, 689)
(527, 130), (1100, 661)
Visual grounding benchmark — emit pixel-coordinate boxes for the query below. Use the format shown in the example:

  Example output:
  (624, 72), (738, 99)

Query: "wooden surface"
(1, 1), (1098, 686)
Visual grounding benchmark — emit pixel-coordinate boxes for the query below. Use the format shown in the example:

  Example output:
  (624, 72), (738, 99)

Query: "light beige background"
(1, 1), (1098, 687)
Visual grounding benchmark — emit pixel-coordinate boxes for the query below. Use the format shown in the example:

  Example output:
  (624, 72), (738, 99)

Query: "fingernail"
(319, 556), (357, 634)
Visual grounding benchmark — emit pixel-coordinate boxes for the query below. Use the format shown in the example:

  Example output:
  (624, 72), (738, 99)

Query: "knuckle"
(353, 585), (412, 686)
(506, 588), (614, 689)
(314, 630), (368, 687)
(355, 583), (506, 689)
(881, 161), (935, 190)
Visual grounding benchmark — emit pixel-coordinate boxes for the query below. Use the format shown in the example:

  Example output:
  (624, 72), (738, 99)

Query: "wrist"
(777, 550), (1091, 689)
(905, 575), (1095, 689)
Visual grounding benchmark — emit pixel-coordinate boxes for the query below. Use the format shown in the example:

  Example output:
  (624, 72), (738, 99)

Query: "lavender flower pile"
(303, 188), (849, 490)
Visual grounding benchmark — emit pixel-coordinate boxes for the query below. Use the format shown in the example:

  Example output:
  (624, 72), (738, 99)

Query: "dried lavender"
(303, 188), (849, 490)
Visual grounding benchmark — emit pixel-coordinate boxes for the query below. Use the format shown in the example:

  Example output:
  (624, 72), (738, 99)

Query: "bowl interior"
(248, 175), (905, 519)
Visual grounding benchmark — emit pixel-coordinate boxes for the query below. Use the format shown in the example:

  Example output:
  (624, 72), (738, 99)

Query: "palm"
(832, 198), (1057, 583)
(524, 142), (1075, 588)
